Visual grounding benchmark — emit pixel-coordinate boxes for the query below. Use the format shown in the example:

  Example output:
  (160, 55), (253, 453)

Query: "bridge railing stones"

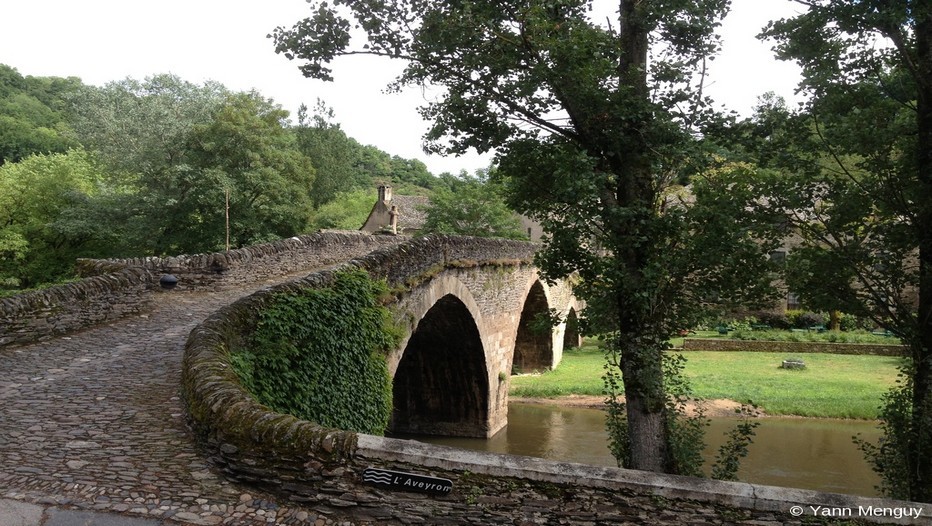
(0, 231), (403, 348)
(182, 234), (928, 525)
(76, 230), (404, 291)
(0, 268), (153, 347)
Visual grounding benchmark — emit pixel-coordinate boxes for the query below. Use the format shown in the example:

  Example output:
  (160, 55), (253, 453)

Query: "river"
(402, 402), (883, 497)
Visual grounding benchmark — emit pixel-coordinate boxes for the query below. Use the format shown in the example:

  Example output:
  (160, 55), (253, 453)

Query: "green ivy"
(230, 269), (400, 435)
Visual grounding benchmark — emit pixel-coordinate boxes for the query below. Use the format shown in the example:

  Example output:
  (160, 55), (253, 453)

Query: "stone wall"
(1, 231), (404, 348)
(0, 268), (153, 347)
(182, 235), (928, 525)
(683, 338), (906, 356)
(77, 230), (404, 291)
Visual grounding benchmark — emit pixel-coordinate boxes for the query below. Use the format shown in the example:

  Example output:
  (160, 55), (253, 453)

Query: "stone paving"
(0, 271), (365, 526)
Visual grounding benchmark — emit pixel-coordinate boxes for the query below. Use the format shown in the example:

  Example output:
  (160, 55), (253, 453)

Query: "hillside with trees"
(0, 65), (513, 294)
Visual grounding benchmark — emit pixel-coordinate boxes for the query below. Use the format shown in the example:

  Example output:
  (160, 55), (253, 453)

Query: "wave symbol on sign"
(363, 471), (393, 484)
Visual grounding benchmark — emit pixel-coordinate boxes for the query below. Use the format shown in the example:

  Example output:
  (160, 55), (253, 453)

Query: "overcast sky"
(1, 0), (804, 175)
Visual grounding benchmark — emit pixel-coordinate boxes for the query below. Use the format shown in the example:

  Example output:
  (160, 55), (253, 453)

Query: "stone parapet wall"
(182, 235), (927, 525)
(683, 338), (906, 356)
(2, 231), (405, 348)
(348, 233), (537, 287)
(0, 268), (153, 347)
(77, 230), (405, 291)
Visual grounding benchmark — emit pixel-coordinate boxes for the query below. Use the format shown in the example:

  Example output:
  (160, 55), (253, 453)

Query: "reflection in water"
(400, 402), (883, 497)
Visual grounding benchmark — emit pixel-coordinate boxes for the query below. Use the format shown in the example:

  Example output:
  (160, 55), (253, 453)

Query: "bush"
(749, 311), (791, 330)
(796, 311), (825, 329)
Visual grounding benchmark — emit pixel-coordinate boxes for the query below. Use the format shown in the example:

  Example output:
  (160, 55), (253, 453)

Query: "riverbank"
(509, 394), (764, 418)
(509, 344), (902, 419)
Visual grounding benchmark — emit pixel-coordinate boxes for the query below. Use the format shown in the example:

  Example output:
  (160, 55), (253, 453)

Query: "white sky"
(0, 0), (804, 175)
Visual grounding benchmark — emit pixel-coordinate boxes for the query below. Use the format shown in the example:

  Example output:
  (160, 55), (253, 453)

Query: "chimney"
(378, 184), (393, 203)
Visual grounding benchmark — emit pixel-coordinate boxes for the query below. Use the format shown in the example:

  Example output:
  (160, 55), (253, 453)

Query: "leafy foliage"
(0, 65), (79, 165)
(0, 149), (120, 289)
(68, 75), (316, 255)
(184, 92), (316, 250)
(295, 101), (369, 206)
(710, 403), (759, 481)
(603, 338), (758, 479)
(230, 270), (399, 435)
(855, 374), (914, 500)
(747, 1), (932, 501)
(421, 170), (526, 239)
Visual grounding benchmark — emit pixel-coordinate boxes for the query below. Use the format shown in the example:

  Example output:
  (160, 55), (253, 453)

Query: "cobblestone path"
(0, 272), (361, 526)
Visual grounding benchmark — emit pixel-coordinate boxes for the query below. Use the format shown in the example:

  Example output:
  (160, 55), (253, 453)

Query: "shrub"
(796, 311), (825, 329)
(750, 311), (791, 330)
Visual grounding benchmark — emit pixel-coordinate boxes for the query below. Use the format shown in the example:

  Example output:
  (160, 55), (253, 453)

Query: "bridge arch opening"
(390, 294), (490, 438)
(513, 280), (553, 373)
(563, 307), (581, 350)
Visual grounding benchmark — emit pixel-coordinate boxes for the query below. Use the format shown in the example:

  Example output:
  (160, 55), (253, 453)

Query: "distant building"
(361, 185), (430, 235)
(360, 184), (544, 241)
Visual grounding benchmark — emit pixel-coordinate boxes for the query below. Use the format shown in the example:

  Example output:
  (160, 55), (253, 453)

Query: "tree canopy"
(0, 149), (113, 288)
(0, 64), (79, 165)
(744, 0), (932, 502)
(421, 170), (527, 239)
(0, 65), (487, 292)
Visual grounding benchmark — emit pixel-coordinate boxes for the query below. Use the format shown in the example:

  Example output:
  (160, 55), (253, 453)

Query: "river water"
(406, 402), (883, 497)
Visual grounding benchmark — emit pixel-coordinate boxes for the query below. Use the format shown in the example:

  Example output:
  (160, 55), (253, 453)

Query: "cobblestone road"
(0, 272), (362, 526)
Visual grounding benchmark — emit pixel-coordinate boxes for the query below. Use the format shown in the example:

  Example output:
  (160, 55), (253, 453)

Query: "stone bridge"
(386, 248), (579, 438)
(0, 231), (925, 526)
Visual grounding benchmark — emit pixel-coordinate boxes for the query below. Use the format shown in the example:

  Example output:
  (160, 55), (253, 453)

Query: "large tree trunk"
(610, 0), (671, 473)
(618, 338), (668, 472)
(913, 7), (932, 504)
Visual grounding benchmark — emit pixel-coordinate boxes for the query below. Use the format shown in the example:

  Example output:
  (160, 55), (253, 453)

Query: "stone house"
(360, 184), (543, 241)
(360, 185), (430, 235)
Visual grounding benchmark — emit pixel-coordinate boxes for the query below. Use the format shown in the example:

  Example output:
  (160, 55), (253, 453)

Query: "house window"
(770, 250), (786, 264)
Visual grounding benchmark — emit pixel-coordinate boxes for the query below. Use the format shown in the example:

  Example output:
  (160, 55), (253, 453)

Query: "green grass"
(510, 341), (904, 419)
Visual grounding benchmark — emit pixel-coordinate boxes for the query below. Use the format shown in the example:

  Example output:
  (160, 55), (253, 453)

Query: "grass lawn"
(509, 341), (904, 419)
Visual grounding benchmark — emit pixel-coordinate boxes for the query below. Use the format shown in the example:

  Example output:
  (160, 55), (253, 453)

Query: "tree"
(422, 170), (527, 239)
(67, 74), (228, 175)
(756, 1), (932, 502)
(0, 64), (79, 165)
(66, 74), (231, 254)
(273, 0), (779, 474)
(67, 76), (316, 255)
(0, 149), (116, 290)
(294, 100), (368, 206)
(183, 92), (316, 251)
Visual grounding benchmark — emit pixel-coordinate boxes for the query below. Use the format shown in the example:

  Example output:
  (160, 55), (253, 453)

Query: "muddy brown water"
(400, 402), (883, 497)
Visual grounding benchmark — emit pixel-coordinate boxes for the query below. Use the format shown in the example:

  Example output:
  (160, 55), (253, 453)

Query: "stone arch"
(390, 293), (490, 438)
(512, 280), (554, 373)
(562, 306), (582, 350)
